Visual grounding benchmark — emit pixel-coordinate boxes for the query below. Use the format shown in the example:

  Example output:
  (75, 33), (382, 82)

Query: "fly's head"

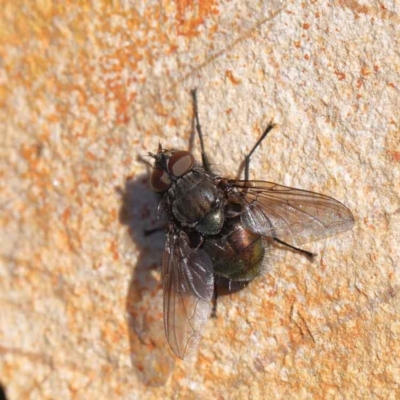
(149, 144), (195, 192)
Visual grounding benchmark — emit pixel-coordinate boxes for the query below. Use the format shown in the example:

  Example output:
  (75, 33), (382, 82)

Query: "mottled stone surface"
(1, 1), (399, 399)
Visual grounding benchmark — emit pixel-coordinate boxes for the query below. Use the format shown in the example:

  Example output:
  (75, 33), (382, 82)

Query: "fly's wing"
(162, 230), (214, 360)
(232, 180), (354, 246)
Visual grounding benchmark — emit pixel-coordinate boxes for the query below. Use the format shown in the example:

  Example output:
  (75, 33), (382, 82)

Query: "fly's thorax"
(149, 147), (224, 235)
(167, 169), (225, 235)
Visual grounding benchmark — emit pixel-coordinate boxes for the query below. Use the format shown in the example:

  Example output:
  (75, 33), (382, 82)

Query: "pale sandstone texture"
(1, 1), (399, 399)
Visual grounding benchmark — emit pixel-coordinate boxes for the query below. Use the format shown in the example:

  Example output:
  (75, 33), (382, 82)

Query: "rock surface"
(1, 1), (399, 399)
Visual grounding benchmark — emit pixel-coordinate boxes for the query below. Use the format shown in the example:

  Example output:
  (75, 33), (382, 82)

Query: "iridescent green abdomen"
(203, 216), (265, 282)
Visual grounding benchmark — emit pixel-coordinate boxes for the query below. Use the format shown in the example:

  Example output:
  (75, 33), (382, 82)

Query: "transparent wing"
(162, 230), (214, 360)
(232, 180), (354, 246)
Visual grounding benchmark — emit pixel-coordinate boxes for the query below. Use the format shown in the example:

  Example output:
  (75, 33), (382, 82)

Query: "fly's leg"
(144, 224), (167, 236)
(244, 123), (276, 182)
(244, 124), (316, 258)
(211, 282), (218, 318)
(137, 154), (154, 168)
(273, 237), (316, 259)
(211, 278), (250, 318)
(191, 89), (211, 172)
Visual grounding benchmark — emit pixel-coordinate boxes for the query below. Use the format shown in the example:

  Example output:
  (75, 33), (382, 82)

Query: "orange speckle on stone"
(86, 151), (97, 161)
(388, 151), (400, 162)
(87, 104), (98, 115)
(356, 94), (362, 100)
(225, 70), (241, 85)
(208, 23), (218, 34)
(356, 79), (362, 88)
(154, 101), (169, 117)
(168, 44), (178, 54)
(341, 0), (369, 15)
(47, 114), (59, 123)
(21, 143), (41, 162)
(304, 54), (310, 60)
(334, 70), (346, 81)
(62, 208), (71, 225)
(388, 83), (396, 89)
(109, 240), (119, 261)
(123, 156), (133, 166)
(303, 23), (310, 30)
(117, 92), (136, 125)
(361, 66), (371, 76)
(167, 117), (178, 127)
(294, 40), (301, 48)
(106, 137), (119, 147)
(136, 363), (144, 372)
(225, 108), (232, 115)
(176, 0), (219, 37)
(374, 65), (379, 72)
(315, 12), (320, 18)
(319, 257), (326, 272)
(110, 208), (117, 221)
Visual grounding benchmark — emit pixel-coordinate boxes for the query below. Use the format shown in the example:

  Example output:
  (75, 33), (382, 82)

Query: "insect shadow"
(118, 172), (176, 386)
(0, 381), (7, 400)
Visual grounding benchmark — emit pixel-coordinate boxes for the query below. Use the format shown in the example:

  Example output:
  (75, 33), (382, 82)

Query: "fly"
(147, 90), (354, 359)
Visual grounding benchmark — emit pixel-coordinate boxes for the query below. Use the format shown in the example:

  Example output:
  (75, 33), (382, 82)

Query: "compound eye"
(167, 151), (195, 177)
(150, 168), (171, 192)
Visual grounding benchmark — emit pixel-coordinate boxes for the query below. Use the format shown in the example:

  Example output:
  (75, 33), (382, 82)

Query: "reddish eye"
(168, 151), (195, 177)
(150, 168), (171, 192)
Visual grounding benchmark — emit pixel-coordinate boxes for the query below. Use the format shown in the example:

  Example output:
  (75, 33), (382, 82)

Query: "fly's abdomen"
(203, 218), (265, 281)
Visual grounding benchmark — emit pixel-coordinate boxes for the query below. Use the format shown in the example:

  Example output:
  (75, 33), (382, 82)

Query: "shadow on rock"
(0, 381), (7, 400)
(118, 172), (175, 387)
